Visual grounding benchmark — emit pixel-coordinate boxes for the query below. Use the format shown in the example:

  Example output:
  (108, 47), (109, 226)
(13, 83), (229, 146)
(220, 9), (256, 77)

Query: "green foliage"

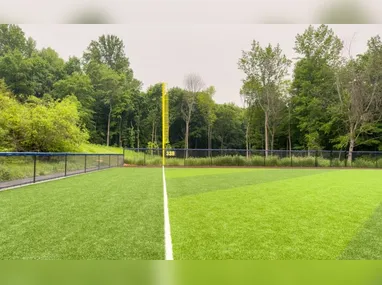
(1, 24), (382, 154)
(292, 25), (343, 150)
(0, 88), (88, 152)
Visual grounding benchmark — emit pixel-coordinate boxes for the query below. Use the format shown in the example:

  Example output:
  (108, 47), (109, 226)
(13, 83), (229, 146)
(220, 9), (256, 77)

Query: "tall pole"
(162, 83), (166, 167)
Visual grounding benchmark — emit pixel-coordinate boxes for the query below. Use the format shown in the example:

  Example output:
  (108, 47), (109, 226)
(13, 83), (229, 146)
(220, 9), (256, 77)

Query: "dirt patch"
(123, 164), (138, 167)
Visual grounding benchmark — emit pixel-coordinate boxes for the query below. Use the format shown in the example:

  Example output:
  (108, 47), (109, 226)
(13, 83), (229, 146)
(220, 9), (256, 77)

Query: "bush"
(331, 158), (346, 167)
(247, 156), (265, 166)
(166, 158), (184, 166)
(317, 157), (330, 167)
(0, 165), (11, 181)
(265, 156), (278, 166)
(186, 157), (211, 166)
(278, 157), (292, 167)
(352, 158), (376, 168)
(292, 156), (316, 167)
(121, 153), (382, 169)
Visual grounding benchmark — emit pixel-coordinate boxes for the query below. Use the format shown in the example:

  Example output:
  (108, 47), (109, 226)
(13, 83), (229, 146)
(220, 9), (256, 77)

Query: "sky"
(19, 24), (382, 106)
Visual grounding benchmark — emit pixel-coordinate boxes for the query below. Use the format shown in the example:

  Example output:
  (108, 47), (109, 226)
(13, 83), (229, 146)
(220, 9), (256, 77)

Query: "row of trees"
(0, 24), (246, 152)
(239, 25), (382, 162)
(1, 24), (382, 158)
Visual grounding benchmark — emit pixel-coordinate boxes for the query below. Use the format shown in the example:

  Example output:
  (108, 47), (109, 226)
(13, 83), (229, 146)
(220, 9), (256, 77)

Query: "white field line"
(162, 166), (174, 260)
(0, 168), (112, 192)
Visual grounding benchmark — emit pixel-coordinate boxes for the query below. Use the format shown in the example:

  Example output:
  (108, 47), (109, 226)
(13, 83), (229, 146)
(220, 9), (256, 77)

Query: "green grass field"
(1, 167), (382, 260)
(0, 168), (164, 259)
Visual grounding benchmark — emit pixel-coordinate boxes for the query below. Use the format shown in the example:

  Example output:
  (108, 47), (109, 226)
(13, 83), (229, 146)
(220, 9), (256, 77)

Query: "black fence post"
(330, 151), (333, 167)
(84, 154), (87, 173)
(144, 151), (146, 166)
(109, 155), (111, 168)
(210, 151), (213, 166)
(98, 155), (101, 170)
(33, 155), (37, 183)
(64, 154), (68, 176)
(290, 151), (293, 167)
(184, 149), (186, 166)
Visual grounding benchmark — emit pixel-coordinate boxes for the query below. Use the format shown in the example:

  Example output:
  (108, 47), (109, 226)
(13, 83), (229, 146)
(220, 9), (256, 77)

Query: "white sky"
(19, 24), (382, 106)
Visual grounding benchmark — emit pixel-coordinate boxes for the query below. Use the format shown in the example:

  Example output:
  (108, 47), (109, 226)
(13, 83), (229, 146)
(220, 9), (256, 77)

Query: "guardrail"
(0, 152), (124, 190)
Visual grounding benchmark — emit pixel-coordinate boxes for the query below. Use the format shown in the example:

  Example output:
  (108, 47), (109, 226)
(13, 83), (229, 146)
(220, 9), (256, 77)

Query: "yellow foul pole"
(162, 83), (165, 166)
(162, 83), (167, 166)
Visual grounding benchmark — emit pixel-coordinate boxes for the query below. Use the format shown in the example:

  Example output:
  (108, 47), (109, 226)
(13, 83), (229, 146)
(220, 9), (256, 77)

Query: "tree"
(0, 24), (28, 57)
(99, 66), (124, 147)
(214, 103), (246, 150)
(197, 86), (216, 155)
(83, 34), (131, 74)
(334, 35), (382, 163)
(183, 73), (205, 157)
(144, 84), (163, 145)
(292, 25), (343, 152)
(53, 72), (95, 130)
(86, 62), (125, 146)
(0, 50), (34, 98)
(65, 56), (82, 75)
(238, 41), (291, 156)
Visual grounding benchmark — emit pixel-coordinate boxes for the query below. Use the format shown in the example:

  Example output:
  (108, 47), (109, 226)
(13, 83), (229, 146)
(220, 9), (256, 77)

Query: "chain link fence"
(0, 153), (124, 190)
(124, 148), (382, 168)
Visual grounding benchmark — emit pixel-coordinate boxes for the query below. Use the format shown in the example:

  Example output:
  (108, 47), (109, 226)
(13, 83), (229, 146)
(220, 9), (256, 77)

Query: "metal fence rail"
(0, 152), (124, 190)
(123, 148), (382, 168)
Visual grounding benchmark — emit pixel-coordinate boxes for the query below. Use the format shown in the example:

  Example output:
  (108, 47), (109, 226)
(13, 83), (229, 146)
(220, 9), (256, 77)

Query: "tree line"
(0, 24), (382, 160)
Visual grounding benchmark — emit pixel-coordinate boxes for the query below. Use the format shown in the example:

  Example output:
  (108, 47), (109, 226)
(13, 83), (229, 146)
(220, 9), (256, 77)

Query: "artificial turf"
(2, 167), (382, 260)
(165, 168), (382, 260)
(0, 168), (164, 260)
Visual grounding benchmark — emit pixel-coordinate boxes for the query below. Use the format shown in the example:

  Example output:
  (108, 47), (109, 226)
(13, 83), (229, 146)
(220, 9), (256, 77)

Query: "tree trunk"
(151, 120), (155, 143)
(288, 124), (292, 158)
(106, 104), (112, 147)
(185, 120), (190, 158)
(348, 135), (355, 165)
(245, 122), (250, 159)
(264, 111), (269, 157)
(270, 130), (275, 153)
(137, 127), (140, 149)
(207, 125), (212, 157)
(119, 117), (122, 148)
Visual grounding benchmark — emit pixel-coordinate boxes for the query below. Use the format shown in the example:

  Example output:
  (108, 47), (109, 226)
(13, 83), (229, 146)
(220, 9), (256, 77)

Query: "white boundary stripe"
(162, 166), (173, 260)
(0, 168), (112, 192)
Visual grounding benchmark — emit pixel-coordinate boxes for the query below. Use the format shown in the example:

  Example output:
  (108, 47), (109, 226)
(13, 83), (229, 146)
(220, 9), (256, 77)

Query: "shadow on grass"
(167, 169), (334, 198)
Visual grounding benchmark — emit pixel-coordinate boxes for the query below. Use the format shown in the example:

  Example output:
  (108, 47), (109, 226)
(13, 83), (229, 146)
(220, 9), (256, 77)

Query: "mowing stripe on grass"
(339, 202), (382, 260)
(163, 166), (173, 260)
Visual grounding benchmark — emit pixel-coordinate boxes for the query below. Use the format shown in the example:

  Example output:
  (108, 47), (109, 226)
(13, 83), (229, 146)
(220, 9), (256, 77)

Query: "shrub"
(278, 157), (292, 167)
(166, 158), (184, 166)
(316, 157), (330, 167)
(292, 156), (315, 167)
(331, 158), (346, 167)
(186, 157), (210, 166)
(247, 156), (265, 166)
(265, 156), (278, 166)
(0, 165), (11, 181)
(352, 158), (376, 168)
